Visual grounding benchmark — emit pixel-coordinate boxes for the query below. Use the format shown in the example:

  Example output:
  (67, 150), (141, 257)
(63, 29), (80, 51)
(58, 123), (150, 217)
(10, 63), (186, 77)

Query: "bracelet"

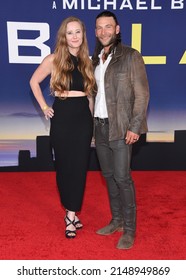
(42, 105), (49, 111)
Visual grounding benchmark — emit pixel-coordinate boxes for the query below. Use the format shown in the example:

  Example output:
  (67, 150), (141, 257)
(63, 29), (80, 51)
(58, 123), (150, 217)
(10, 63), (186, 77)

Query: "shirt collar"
(98, 48), (113, 59)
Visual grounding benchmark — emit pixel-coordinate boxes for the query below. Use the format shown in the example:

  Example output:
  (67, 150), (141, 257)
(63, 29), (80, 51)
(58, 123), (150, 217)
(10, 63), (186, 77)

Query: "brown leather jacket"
(101, 43), (150, 141)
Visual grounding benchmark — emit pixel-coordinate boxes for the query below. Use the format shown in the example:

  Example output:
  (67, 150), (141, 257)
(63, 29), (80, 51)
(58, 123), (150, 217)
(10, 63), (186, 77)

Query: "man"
(92, 11), (149, 249)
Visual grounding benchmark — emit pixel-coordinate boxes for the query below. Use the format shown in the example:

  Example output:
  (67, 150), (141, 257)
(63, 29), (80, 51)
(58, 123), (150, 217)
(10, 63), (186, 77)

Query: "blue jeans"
(95, 120), (136, 234)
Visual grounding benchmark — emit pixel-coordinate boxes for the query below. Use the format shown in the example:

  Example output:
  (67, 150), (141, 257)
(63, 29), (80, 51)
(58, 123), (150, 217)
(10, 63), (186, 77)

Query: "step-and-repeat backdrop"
(0, 0), (186, 166)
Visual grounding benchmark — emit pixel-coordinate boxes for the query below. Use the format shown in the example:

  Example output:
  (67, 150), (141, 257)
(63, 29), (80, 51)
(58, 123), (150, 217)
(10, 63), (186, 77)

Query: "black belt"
(94, 117), (109, 124)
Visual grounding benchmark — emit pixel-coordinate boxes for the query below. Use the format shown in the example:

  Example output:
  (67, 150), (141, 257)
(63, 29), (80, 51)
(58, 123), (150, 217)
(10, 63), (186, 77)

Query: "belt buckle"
(94, 117), (107, 126)
(99, 118), (105, 125)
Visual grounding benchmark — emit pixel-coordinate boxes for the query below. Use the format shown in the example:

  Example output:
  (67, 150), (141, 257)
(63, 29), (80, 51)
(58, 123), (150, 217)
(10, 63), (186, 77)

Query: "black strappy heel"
(74, 216), (83, 230)
(64, 215), (76, 239)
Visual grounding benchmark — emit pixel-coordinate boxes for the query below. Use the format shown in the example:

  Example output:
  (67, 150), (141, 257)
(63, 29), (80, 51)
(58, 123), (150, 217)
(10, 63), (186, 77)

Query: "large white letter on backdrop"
(7, 22), (50, 64)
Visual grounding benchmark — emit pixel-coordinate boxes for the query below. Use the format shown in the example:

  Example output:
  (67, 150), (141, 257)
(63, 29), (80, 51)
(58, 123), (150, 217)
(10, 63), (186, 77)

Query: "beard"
(99, 34), (117, 48)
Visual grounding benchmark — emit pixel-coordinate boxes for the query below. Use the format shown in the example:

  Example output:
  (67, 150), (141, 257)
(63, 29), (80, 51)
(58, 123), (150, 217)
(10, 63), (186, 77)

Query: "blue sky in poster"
(0, 0), (186, 165)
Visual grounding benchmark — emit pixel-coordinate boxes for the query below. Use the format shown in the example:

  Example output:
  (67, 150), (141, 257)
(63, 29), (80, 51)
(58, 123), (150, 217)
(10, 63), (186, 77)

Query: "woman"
(30, 17), (96, 238)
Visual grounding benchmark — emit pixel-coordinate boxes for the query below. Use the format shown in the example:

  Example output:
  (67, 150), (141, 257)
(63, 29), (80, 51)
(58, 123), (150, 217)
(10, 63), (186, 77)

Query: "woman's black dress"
(50, 54), (93, 212)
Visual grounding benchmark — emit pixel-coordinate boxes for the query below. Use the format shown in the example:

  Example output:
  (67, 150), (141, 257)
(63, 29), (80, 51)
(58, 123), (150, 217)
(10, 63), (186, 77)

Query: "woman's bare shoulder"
(43, 53), (55, 63)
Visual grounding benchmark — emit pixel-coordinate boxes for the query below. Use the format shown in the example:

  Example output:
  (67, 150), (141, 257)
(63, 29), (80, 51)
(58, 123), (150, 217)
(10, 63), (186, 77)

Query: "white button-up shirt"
(94, 49), (112, 118)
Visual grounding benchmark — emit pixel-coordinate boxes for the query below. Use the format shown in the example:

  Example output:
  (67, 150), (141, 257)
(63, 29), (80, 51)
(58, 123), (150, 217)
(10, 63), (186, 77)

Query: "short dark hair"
(96, 10), (119, 26)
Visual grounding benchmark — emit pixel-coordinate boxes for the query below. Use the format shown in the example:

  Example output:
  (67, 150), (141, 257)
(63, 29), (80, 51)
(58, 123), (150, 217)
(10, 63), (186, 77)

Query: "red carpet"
(0, 171), (185, 260)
